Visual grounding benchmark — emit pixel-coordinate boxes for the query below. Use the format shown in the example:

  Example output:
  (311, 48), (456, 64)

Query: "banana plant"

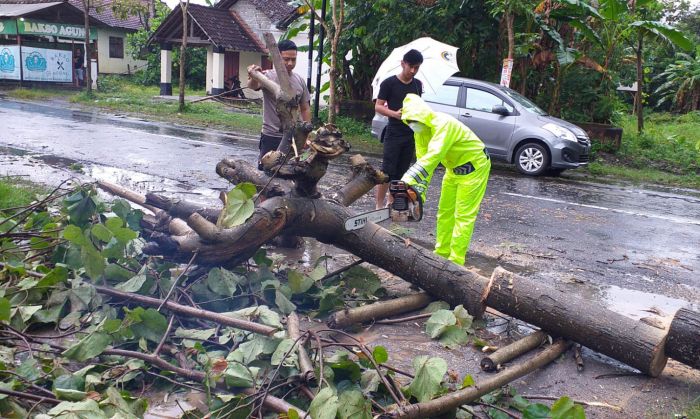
(654, 46), (700, 113)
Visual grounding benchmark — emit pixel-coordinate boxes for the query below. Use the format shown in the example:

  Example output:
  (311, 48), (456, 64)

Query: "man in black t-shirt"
(375, 49), (423, 209)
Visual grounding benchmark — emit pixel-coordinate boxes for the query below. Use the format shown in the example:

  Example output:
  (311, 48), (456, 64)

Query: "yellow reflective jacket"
(400, 94), (488, 199)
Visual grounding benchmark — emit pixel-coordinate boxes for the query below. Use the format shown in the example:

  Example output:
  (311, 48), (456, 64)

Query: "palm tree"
(654, 49), (700, 113)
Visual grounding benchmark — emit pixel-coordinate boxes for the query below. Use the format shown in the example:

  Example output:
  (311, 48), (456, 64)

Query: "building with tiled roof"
(0, 0), (148, 84)
(149, 0), (308, 96)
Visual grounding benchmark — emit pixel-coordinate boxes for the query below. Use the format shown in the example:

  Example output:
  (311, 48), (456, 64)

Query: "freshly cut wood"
(327, 293), (433, 328)
(666, 307), (700, 368)
(287, 312), (316, 384)
(94, 285), (278, 336)
(480, 331), (547, 372)
(383, 340), (570, 419)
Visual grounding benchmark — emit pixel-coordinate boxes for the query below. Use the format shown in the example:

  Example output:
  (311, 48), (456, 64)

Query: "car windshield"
(500, 87), (548, 116)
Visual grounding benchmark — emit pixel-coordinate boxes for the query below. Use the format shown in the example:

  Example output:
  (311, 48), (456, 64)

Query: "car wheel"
(515, 143), (550, 176)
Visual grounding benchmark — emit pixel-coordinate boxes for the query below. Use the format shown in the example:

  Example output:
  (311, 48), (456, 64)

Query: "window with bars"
(109, 36), (124, 59)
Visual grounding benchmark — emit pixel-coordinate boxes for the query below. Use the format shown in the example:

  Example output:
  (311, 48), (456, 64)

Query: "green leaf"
(54, 388), (87, 402)
(406, 356), (447, 403)
(63, 332), (112, 362)
(81, 245), (105, 280)
(90, 224), (113, 242)
(233, 335), (280, 364)
(112, 227), (138, 244)
(174, 327), (216, 341)
(224, 362), (259, 388)
(63, 225), (88, 246)
(37, 265), (69, 287)
(422, 301), (450, 313)
(551, 396), (585, 419)
(206, 267), (242, 296)
(523, 403), (551, 419)
(439, 325), (470, 349)
(344, 266), (382, 295)
(275, 290), (296, 314)
(0, 298), (10, 322)
(337, 389), (372, 419)
(630, 20), (694, 51)
(372, 346), (388, 364)
(105, 216), (124, 231)
(271, 338), (297, 367)
(17, 305), (42, 322)
(216, 183), (257, 228)
(114, 272), (148, 293)
(17, 357), (41, 381)
(453, 305), (473, 330)
(426, 309), (456, 339)
(461, 374), (475, 388)
(360, 370), (381, 393)
(287, 408), (301, 419)
(46, 399), (107, 418)
(287, 270), (314, 294)
(127, 308), (167, 343)
(308, 387), (339, 419)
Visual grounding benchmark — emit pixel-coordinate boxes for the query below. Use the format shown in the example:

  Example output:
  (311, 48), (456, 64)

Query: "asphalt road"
(1, 98), (698, 416)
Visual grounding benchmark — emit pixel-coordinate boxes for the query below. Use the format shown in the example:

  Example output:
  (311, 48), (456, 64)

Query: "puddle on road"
(567, 282), (696, 327)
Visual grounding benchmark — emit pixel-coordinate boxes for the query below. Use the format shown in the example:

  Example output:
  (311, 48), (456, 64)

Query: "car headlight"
(542, 123), (577, 142)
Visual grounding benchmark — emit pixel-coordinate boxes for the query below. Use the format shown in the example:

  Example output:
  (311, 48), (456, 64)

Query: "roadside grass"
(583, 112), (700, 189)
(5, 87), (74, 101)
(0, 177), (47, 210)
(68, 75), (262, 133)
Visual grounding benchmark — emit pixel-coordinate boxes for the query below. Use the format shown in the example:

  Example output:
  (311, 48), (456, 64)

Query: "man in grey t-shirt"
(247, 40), (311, 170)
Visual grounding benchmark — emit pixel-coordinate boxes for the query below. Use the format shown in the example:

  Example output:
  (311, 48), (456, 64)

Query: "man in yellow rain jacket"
(398, 93), (491, 265)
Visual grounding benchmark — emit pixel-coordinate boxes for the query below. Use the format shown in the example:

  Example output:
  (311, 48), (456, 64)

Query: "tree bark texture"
(178, 0), (189, 112)
(287, 312), (316, 383)
(327, 293), (433, 329)
(480, 331), (548, 372)
(383, 340), (571, 419)
(82, 0), (92, 95)
(135, 191), (683, 375)
(666, 308), (700, 368)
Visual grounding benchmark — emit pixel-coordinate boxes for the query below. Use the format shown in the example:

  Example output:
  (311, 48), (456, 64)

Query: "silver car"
(371, 77), (591, 176)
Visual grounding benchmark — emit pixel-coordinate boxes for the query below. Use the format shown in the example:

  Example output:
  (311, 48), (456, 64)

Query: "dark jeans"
(381, 125), (415, 181)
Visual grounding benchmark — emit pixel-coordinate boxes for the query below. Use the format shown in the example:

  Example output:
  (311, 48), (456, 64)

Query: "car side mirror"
(492, 105), (510, 116)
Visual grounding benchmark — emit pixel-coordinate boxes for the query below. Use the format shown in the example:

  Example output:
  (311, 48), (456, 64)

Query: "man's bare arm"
(375, 98), (401, 119)
(300, 101), (311, 123)
(247, 64), (263, 91)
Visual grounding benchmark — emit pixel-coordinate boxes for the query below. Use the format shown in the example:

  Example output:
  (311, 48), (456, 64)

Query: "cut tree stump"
(666, 307), (700, 368)
(480, 330), (548, 372)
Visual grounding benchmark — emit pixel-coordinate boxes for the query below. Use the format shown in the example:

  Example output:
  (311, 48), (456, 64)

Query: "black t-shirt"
(378, 75), (423, 136)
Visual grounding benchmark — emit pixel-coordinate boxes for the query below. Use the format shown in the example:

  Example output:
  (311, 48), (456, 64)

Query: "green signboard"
(0, 19), (18, 35)
(17, 19), (96, 40)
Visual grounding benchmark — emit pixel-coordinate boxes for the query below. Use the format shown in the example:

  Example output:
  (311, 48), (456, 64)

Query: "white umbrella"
(371, 37), (460, 99)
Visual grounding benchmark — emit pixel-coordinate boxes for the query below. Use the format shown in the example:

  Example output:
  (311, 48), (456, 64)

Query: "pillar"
(160, 43), (172, 96)
(211, 46), (225, 95)
(206, 45), (213, 95)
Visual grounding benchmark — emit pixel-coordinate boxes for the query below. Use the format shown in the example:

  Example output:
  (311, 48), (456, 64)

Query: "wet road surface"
(1, 98), (698, 416)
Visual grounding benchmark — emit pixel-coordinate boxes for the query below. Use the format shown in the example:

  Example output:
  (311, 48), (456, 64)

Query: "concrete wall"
(96, 27), (147, 75)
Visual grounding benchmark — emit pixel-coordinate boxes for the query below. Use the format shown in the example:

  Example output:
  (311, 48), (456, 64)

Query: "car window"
(465, 88), (514, 113)
(422, 84), (460, 106)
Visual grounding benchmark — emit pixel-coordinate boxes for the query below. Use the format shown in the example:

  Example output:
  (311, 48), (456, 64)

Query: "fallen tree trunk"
(666, 307), (700, 368)
(328, 293), (433, 328)
(119, 188), (680, 376)
(383, 340), (571, 419)
(480, 331), (548, 372)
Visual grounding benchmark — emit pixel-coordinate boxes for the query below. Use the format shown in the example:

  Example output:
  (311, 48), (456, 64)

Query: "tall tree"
(178, 0), (190, 112)
(81, 0), (94, 95)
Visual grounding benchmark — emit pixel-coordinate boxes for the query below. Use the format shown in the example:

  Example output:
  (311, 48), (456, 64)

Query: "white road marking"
(503, 192), (700, 226)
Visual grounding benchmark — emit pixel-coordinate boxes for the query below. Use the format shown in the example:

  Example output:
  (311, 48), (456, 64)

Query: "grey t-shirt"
(261, 69), (310, 137)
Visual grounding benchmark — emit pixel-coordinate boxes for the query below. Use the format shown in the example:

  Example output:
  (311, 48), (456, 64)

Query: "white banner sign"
(0, 46), (21, 80)
(499, 58), (514, 88)
(21, 46), (72, 83)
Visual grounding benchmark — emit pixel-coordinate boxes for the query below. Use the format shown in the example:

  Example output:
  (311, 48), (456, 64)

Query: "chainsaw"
(344, 181), (423, 231)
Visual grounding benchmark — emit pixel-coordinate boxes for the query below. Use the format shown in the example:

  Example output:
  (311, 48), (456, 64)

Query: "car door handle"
(461, 112), (472, 118)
